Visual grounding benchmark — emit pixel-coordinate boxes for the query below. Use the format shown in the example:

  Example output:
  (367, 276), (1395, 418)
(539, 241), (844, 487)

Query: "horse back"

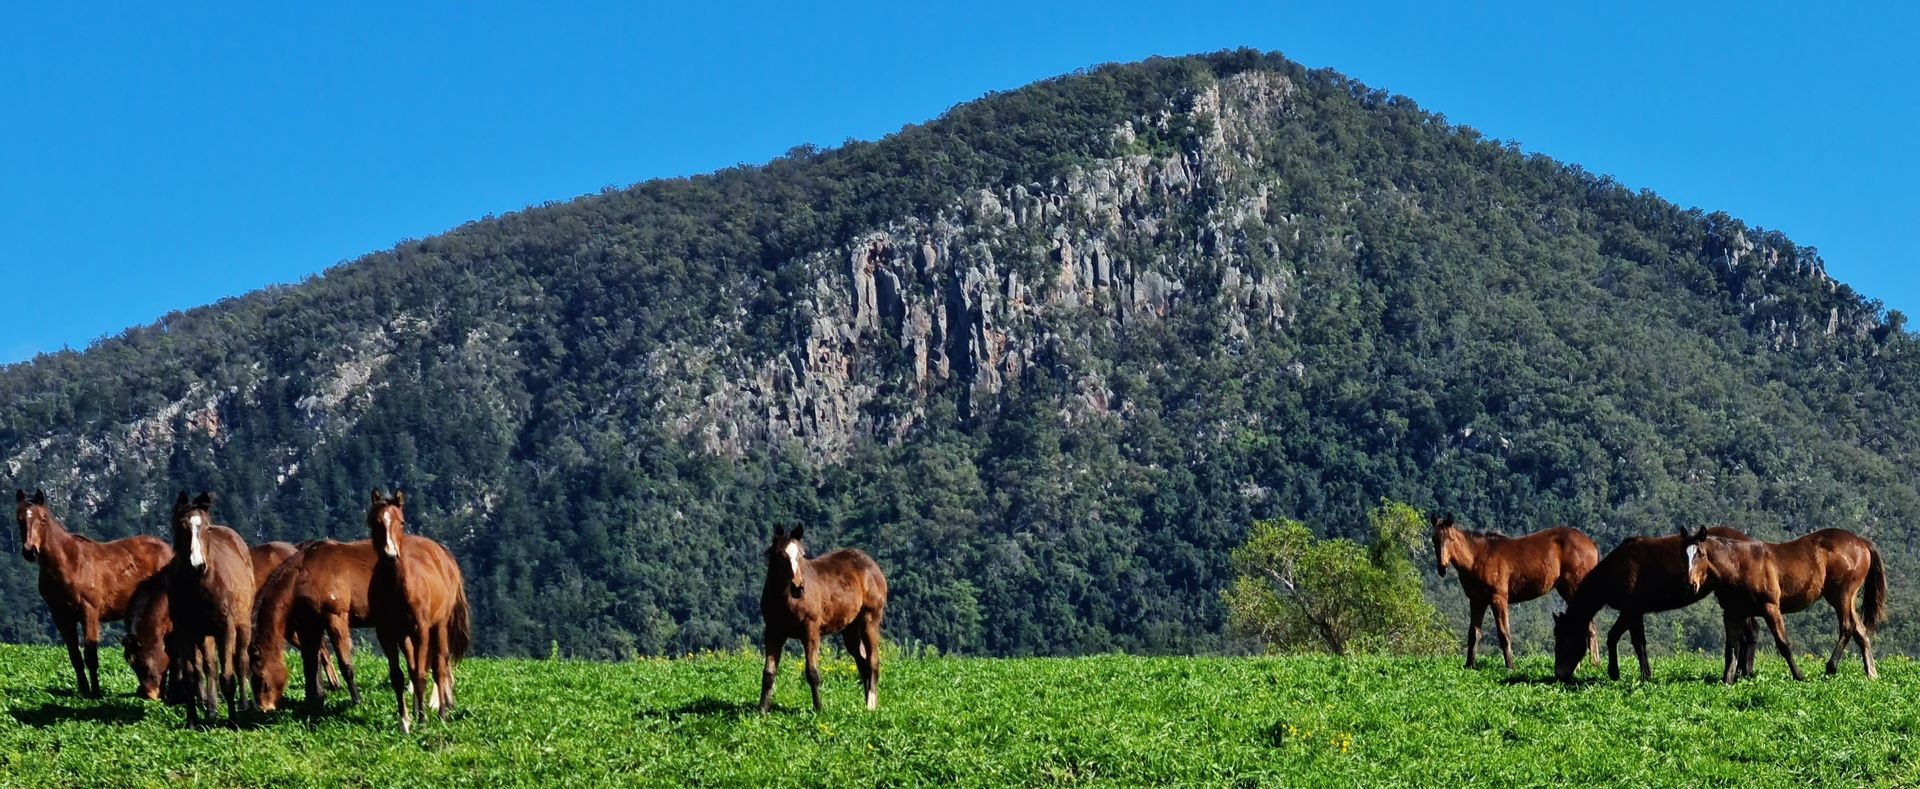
(810, 549), (888, 615)
(249, 541), (299, 593)
(293, 540), (379, 623)
(84, 534), (174, 620)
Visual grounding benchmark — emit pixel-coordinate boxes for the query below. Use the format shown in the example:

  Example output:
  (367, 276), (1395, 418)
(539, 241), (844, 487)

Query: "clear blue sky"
(3, 2), (1915, 365)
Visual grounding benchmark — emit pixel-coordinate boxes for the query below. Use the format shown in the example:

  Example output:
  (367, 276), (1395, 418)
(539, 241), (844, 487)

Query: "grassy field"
(0, 643), (1916, 786)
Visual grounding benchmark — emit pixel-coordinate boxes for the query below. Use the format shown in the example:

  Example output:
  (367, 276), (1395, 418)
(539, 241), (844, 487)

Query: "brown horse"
(759, 524), (888, 713)
(1554, 527), (1758, 682)
(125, 541), (338, 702)
(164, 491), (255, 724)
(1432, 514), (1600, 669)
(250, 539), (379, 711)
(1685, 526), (1886, 683)
(14, 489), (172, 697)
(366, 490), (470, 733)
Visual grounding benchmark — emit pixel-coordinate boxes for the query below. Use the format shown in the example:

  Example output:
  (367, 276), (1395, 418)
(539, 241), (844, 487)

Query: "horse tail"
(1863, 543), (1888, 633)
(448, 580), (472, 665)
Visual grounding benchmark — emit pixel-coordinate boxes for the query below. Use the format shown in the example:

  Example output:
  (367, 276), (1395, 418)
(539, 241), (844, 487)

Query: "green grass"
(0, 644), (1916, 786)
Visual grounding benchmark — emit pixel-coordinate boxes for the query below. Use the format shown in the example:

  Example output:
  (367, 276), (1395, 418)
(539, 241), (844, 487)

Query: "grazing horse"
(164, 491), (254, 724)
(1554, 527), (1758, 683)
(126, 541), (338, 703)
(14, 489), (171, 697)
(1432, 514), (1600, 669)
(366, 490), (470, 733)
(250, 539), (379, 711)
(1686, 527), (1886, 683)
(759, 524), (888, 713)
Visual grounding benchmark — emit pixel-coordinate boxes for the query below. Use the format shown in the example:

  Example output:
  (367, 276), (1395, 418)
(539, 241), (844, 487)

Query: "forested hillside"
(3, 50), (1914, 657)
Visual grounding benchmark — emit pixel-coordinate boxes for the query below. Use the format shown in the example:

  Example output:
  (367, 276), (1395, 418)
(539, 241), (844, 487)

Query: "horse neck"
(253, 583), (291, 653)
(34, 517), (80, 578)
(1447, 533), (1486, 575)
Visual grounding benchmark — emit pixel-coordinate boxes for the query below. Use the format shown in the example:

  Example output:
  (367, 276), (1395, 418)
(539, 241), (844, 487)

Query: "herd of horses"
(1432, 514), (1887, 683)
(14, 483), (1882, 730)
(12, 489), (894, 726)
(13, 488), (470, 731)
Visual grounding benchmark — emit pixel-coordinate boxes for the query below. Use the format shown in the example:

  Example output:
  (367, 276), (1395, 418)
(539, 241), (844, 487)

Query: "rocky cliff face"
(664, 72), (1296, 460)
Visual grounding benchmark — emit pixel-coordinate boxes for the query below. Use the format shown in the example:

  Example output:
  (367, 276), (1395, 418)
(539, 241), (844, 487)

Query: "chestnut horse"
(1554, 527), (1758, 683)
(250, 539), (379, 711)
(14, 489), (171, 697)
(125, 541), (337, 702)
(1685, 527), (1886, 683)
(1432, 514), (1600, 669)
(164, 491), (255, 724)
(759, 524), (888, 713)
(366, 490), (470, 733)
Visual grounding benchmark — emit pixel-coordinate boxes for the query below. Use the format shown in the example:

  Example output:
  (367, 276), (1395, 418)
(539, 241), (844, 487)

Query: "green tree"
(1224, 501), (1447, 655)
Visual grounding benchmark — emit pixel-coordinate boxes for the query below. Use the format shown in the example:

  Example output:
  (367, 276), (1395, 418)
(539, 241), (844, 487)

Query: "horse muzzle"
(20, 548), (37, 563)
(789, 583), (805, 599)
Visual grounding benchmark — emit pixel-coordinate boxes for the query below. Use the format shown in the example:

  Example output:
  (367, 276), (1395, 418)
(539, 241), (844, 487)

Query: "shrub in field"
(1225, 501), (1449, 655)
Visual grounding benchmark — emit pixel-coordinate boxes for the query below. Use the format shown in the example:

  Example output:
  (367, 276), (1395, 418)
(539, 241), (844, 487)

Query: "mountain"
(3, 50), (1916, 657)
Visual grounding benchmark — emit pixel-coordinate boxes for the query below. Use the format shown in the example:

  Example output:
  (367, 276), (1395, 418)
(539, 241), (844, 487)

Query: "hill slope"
(2, 50), (1916, 656)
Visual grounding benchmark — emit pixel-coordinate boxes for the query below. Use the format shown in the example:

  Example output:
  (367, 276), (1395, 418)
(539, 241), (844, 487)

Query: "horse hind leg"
(841, 622), (876, 712)
(329, 617), (360, 705)
(1826, 594), (1858, 677)
(406, 627), (432, 728)
(1491, 598), (1515, 670)
(428, 622), (453, 722)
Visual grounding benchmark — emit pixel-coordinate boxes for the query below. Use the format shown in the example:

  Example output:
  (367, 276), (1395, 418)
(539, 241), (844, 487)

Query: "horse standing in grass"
(127, 540), (339, 703)
(165, 491), (255, 724)
(14, 489), (171, 697)
(250, 539), (378, 711)
(366, 490), (470, 732)
(1554, 527), (1758, 683)
(1685, 526), (1886, 683)
(1432, 514), (1600, 669)
(759, 524), (888, 713)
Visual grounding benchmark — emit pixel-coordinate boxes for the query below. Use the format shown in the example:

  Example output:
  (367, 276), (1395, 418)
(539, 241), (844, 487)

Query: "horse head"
(16, 489), (48, 563)
(368, 489), (408, 559)
(171, 491), (216, 569)
(767, 523), (808, 598)
(1680, 525), (1715, 594)
(1430, 512), (1458, 576)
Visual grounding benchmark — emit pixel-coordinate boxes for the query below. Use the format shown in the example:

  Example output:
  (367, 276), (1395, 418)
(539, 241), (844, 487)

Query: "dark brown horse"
(1432, 514), (1600, 669)
(1686, 526), (1886, 683)
(759, 524), (888, 713)
(125, 541), (338, 702)
(1554, 527), (1758, 682)
(164, 491), (254, 724)
(250, 539), (378, 711)
(14, 489), (171, 697)
(366, 490), (470, 733)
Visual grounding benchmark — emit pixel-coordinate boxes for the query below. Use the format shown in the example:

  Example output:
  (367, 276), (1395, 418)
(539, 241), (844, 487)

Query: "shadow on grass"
(637, 696), (767, 721)
(8, 699), (152, 727)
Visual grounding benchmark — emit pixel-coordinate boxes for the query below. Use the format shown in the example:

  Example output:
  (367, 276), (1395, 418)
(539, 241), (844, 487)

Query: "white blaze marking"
(188, 514), (205, 567)
(1685, 544), (1698, 572)
(381, 510), (400, 557)
(784, 541), (803, 579)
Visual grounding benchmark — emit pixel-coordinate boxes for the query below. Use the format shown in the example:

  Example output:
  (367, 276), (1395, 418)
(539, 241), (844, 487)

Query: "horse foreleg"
(1465, 599), (1486, 669)
(55, 615), (86, 695)
(1762, 605), (1805, 681)
(1491, 597), (1515, 670)
(759, 632), (785, 713)
(406, 626), (432, 729)
(842, 625), (873, 712)
(381, 634), (410, 733)
(803, 635), (824, 713)
(81, 610), (104, 697)
(1721, 612), (1743, 684)
(1604, 615), (1633, 681)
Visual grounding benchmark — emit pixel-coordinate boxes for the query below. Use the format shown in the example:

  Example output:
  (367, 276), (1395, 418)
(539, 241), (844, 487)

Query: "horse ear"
(772, 523), (787, 539)
(15, 490), (25, 504)
(790, 524), (805, 541)
(370, 488), (385, 505)
(193, 492), (213, 510)
(174, 490), (190, 509)
(32, 490), (45, 506)
(393, 490), (405, 508)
